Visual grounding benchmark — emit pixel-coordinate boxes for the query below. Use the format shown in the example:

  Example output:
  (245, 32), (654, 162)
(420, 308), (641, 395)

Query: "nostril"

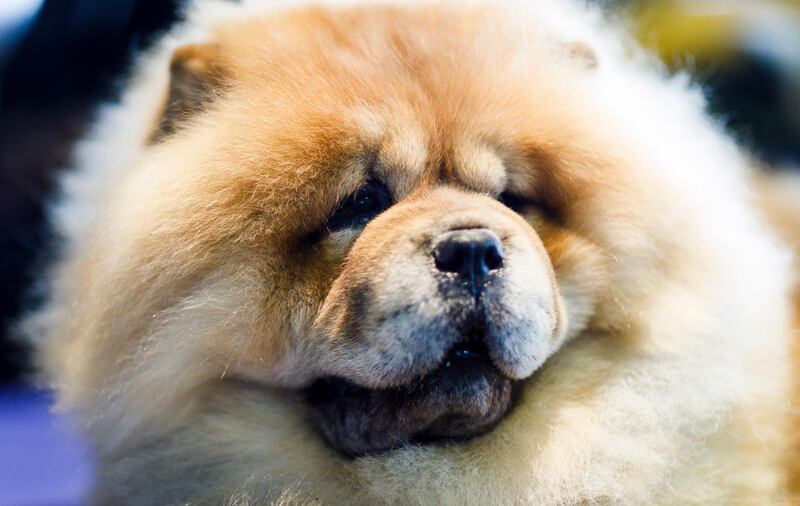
(434, 240), (462, 274)
(484, 241), (504, 271)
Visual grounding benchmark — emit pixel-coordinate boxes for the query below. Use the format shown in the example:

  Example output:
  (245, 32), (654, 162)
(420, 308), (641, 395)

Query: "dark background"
(1, 0), (799, 385)
(0, 0), (180, 383)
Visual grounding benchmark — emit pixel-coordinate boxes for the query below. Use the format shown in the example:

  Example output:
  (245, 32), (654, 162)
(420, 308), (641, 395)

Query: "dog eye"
(327, 180), (391, 232)
(497, 191), (531, 213)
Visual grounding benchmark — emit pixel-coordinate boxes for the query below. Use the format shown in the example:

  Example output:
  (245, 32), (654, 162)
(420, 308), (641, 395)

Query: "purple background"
(0, 387), (93, 506)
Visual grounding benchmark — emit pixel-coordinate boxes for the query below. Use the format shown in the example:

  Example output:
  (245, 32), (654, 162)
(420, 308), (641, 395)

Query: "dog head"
(42, 2), (665, 457)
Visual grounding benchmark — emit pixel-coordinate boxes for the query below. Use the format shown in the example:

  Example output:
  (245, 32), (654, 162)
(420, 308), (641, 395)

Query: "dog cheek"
(474, 231), (559, 377)
(310, 240), (457, 387)
(542, 226), (608, 343)
(307, 264), (393, 385)
(483, 282), (558, 379)
(357, 252), (465, 382)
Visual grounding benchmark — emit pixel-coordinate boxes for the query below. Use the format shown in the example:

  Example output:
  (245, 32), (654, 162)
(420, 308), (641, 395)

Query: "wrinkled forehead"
(161, 2), (627, 249)
(209, 3), (598, 183)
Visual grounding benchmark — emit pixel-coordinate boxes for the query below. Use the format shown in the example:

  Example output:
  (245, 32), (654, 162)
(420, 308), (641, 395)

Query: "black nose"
(433, 229), (504, 294)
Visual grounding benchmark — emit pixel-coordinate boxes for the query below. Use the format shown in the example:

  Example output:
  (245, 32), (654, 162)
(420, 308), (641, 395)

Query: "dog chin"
(306, 338), (516, 457)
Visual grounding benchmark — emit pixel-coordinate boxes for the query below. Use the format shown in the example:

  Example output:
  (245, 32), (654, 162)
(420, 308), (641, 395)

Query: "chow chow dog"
(25, 0), (800, 503)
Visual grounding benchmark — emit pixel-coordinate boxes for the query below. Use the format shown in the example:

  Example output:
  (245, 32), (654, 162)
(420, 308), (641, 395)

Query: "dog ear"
(562, 41), (598, 70)
(151, 44), (227, 142)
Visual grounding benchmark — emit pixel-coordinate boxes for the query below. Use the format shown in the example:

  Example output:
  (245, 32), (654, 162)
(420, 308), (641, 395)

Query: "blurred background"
(0, 0), (798, 504)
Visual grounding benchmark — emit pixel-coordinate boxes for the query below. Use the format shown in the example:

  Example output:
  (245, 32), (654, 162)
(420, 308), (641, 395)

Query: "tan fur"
(753, 171), (800, 499)
(24, 0), (798, 504)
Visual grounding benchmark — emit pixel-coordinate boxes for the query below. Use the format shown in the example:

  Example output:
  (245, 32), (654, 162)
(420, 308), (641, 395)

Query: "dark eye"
(327, 180), (391, 232)
(497, 191), (529, 213)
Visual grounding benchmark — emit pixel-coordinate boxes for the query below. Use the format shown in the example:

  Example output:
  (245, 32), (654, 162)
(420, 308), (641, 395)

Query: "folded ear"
(151, 44), (227, 142)
(562, 41), (599, 70)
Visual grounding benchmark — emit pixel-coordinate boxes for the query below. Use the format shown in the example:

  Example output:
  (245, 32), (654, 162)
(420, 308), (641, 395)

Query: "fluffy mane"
(24, 1), (795, 504)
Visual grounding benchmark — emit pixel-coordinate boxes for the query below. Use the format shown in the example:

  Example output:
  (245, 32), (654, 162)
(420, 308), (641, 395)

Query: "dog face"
(306, 182), (567, 454)
(46, 3), (661, 458)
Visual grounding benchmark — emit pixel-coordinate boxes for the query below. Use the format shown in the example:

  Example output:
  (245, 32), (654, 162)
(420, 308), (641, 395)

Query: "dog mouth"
(305, 332), (516, 457)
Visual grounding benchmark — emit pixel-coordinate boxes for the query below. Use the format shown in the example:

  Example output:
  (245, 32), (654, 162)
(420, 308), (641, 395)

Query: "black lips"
(305, 337), (515, 457)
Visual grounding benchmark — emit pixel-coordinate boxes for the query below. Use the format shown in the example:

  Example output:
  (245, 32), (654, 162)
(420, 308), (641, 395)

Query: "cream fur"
(25, 0), (797, 504)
